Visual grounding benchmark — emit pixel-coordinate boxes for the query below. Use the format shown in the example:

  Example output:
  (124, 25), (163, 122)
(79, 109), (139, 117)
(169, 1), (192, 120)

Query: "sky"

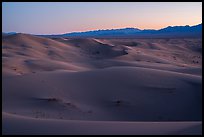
(2, 2), (202, 35)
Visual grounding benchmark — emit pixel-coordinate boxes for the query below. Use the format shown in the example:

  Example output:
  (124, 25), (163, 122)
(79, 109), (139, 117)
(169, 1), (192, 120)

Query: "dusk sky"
(2, 2), (202, 35)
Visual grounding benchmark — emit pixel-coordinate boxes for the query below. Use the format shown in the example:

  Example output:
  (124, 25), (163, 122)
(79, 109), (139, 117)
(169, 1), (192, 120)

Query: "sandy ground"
(2, 34), (202, 135)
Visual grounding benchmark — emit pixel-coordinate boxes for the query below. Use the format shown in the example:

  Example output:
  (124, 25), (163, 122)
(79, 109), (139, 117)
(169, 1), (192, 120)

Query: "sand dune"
(2, 34), (202, 135)
(3, 67), (202, 121)
(3, 112), (201, 135)
(2, 34), (202, 75)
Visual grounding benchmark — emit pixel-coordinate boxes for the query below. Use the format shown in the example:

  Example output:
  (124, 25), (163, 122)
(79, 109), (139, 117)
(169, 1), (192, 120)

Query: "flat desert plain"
(2, 34), (202, 135)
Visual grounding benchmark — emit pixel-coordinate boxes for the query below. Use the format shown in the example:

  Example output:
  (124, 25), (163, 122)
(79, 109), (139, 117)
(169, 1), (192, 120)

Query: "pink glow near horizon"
(3, 2), (202, 34)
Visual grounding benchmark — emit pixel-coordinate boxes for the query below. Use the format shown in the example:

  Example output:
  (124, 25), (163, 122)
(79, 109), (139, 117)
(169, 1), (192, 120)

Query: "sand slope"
(3, 67), (202, 121)
(3, 112), (202, 135)
(2, 34), (202, 135)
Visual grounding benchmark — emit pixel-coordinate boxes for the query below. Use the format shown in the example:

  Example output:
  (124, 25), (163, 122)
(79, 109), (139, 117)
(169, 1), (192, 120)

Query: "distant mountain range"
(43, 23), (202, 38)
(3, 23), (202, 38)
(2, 32), (17, 36)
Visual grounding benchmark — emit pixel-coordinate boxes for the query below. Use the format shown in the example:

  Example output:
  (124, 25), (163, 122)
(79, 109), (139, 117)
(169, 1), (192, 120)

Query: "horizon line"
(3, 22), (202, 36)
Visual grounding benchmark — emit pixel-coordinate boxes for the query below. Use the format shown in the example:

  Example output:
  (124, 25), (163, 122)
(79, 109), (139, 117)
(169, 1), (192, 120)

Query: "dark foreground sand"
(2, 34), (202, 135)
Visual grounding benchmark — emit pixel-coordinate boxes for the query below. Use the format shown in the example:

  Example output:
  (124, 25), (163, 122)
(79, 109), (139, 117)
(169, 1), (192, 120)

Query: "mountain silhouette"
(39, 23), (201, 38)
